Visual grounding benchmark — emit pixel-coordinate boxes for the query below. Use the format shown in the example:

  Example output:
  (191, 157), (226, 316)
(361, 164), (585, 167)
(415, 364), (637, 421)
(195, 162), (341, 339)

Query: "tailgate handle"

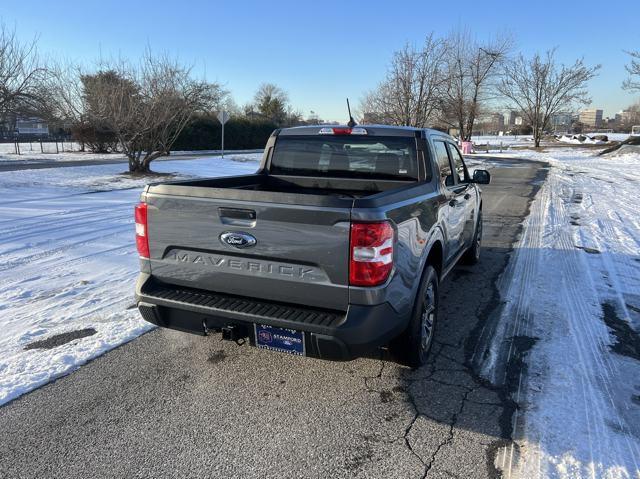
(218, 207), (256, 227)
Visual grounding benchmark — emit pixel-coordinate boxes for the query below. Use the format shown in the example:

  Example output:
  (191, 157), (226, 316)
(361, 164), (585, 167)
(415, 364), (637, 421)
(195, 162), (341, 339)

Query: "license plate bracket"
(254, 324), (305, 356)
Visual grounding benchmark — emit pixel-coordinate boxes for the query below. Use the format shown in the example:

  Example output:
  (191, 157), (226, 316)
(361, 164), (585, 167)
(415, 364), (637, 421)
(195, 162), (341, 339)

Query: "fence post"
(40, 139), (43, 153)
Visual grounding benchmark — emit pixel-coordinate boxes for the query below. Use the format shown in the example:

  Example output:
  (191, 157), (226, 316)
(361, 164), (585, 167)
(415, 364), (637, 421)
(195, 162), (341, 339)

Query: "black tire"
(461, 210), (482, 265)
(390, 265), (439, 368)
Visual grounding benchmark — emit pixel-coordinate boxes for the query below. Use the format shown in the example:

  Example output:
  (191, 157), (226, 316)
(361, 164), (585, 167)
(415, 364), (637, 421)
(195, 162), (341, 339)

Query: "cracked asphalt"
(0, 157), (546, 479)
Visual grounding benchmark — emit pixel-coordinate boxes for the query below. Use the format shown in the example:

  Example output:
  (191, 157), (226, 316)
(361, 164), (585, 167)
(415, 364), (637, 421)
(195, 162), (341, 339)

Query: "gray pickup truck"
(135, 125), (490, 367)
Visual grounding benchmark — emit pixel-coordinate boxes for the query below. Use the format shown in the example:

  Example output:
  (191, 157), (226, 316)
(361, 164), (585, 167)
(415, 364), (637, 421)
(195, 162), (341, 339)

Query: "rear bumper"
(135, 274), (408, 361)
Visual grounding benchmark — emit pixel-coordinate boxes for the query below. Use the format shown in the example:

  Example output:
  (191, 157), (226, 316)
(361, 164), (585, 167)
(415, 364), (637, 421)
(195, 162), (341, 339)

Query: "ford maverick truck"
(134, 125), (490, 367)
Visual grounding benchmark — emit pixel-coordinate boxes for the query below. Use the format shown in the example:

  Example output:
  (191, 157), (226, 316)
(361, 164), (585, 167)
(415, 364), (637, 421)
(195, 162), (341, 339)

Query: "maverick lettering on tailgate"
(166, 250), (326, 282)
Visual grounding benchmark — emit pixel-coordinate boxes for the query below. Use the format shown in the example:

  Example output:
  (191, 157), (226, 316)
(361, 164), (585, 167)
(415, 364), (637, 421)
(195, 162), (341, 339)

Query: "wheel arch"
(425, 240), (444, 280)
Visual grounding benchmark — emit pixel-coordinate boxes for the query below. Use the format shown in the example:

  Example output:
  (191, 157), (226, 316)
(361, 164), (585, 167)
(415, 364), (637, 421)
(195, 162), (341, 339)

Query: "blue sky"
(2, 0), (639, 120)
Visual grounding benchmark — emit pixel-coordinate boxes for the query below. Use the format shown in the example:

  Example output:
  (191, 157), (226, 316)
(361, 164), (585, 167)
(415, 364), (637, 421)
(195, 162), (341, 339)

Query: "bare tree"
(438, 30), (511, 140)
(37, 60), (89, 146)
(42, 60), (84, 124)
(360, 35), (447, 127)
(0, 24), (49, 121)
(86, 53), (223, 172)
(623, 50), (640, 92)
(498, 50), (599, 147)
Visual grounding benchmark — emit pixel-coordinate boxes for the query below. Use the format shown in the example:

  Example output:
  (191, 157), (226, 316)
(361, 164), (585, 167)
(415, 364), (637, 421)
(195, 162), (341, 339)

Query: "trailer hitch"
(221, 325), (248, 345)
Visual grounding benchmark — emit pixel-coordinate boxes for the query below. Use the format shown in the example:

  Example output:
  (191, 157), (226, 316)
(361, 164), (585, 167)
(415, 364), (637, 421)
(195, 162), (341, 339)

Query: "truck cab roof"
(277, 124), (454, 140)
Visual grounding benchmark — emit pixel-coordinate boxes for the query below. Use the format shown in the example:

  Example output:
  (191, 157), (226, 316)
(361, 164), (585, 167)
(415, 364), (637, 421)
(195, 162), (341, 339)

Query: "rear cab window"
(269, 135), (420, 181)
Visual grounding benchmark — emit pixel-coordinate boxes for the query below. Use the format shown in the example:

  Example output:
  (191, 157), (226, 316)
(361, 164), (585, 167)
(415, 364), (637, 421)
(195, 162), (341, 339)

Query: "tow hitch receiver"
(221, 325), (248, 344)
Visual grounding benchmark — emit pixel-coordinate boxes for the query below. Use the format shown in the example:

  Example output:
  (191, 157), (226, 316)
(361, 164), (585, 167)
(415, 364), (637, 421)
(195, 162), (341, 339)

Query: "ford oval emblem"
(220, 231), (257, 249)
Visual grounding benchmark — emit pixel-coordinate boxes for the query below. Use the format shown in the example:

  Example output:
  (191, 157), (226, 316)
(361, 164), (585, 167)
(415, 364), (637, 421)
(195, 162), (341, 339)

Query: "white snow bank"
(471, 135), (533, 147)
(558, 134), (606, 145)
(483, 147), (640, 478)
(0, 154), (260, 405)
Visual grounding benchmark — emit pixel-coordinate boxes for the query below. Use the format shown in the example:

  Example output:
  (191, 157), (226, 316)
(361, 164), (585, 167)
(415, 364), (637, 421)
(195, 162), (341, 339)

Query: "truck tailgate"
(144, 192), (352, 311)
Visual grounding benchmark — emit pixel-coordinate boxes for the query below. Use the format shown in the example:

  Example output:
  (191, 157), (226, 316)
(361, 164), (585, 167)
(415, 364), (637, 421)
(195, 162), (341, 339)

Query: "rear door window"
(270, 135), (419, 181)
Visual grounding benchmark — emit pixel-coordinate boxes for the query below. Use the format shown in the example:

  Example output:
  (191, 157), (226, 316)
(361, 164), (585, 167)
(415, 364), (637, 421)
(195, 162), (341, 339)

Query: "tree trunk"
(142, 150), (166, 171)
(127, 154), (150, 173)
(534, 127), (541, 148)
(129, 162), (151, 173)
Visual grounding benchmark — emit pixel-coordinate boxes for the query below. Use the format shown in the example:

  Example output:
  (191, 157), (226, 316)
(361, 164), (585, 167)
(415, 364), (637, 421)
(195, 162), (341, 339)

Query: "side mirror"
(473, 169), (491, 185)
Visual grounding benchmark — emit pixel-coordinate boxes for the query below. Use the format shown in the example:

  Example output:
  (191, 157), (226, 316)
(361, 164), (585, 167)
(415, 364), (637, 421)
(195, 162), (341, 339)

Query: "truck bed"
(148, 173), (417, 203)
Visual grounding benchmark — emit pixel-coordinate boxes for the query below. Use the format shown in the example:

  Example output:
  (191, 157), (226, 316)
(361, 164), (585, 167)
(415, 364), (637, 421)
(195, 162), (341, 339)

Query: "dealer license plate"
(254, 324), (305, 356)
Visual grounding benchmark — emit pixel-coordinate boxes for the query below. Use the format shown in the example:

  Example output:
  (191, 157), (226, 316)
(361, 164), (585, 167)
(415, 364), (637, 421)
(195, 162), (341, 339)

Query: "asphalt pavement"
(0, 157), (548, 479)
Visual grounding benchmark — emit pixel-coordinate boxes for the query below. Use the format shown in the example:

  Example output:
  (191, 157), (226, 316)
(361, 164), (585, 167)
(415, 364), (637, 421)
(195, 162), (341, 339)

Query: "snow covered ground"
(0, 143), (261, 164)
(477, 147), (640, 478)
(0, 154), (260, 406)
(470, 133), (632, 151)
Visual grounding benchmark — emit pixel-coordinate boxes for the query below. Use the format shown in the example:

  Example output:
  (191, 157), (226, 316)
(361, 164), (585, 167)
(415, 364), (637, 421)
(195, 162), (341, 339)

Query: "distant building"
(476, 113), (504, 134)
(550, 112), (573, 130)
(579, 109), (603, 128)
(0, 115), (49, 138)
(506, 110), (517, 126)
(493, 113), (505, 129)
(17, 117), (49, 136)
(618, 109), (640, 126)
(549, 112), (574, 133)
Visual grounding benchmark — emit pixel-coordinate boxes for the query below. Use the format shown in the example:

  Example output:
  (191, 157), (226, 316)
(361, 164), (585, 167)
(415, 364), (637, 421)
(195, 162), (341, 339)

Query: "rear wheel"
(462, 210), (482, 265)
(390, 265), (439, 368)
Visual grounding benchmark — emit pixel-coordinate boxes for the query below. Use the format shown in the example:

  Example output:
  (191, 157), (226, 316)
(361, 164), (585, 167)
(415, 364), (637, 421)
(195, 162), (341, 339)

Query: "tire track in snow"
(0, 225), (133, 273)
(0, 209), (130, 242)
(491, 154), (640, 478)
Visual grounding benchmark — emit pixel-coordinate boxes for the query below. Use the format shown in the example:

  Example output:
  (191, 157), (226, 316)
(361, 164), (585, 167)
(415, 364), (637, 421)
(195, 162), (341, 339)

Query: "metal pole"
(221, 121), (225, 159)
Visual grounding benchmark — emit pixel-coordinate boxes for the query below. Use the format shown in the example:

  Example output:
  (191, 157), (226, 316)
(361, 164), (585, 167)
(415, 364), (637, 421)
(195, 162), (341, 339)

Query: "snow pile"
(0, 154), (260, 405)
(483, 148), (640, 477)
(558, 134), (607, 145)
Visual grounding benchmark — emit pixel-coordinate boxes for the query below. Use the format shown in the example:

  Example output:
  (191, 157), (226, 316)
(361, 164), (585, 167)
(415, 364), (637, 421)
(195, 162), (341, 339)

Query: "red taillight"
(349, 221), (394, 286)
(134, 202), (149, 259)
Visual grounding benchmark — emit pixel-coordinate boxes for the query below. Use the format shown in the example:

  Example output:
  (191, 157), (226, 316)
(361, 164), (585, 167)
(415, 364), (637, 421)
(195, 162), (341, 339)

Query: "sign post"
(216, 111), (230, 158)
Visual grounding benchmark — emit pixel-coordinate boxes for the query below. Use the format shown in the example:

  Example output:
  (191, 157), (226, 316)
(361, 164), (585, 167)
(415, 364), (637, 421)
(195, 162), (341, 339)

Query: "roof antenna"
(346, 98), (357, 128)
